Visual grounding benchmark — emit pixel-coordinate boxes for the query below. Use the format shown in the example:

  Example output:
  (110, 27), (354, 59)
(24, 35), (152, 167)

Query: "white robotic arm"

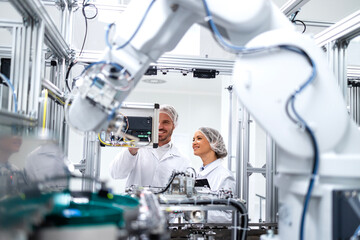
(67, 0), (293, 133)
(67, 1), (360, 239)
(68, 0), (356, 156)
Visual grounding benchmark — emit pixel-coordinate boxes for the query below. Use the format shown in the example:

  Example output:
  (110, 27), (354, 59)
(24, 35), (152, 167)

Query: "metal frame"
(77, 51), (235, 76)
(0, 0), (74, 159)
(81, 131), (101, 192)
(9, 0), (71, 60)
(230, 92), (278, 224)
(280, 0), (311, 17)
(227, 85), (233, 170)
(315, 10), (360, 125)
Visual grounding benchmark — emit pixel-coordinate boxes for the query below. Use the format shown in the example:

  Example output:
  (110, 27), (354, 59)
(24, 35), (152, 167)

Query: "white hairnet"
(198, 127), (227, 159)
(160, 105), (178, 126)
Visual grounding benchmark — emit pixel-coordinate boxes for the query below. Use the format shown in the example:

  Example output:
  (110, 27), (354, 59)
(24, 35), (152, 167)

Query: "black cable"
(79, 1), (98, 56)
(155, 171), (184, 194)
(65, 61), (76, 92)
(291, 11), (306, 34)
(294, 19), (307, 34)
(291, 10), (299, 22)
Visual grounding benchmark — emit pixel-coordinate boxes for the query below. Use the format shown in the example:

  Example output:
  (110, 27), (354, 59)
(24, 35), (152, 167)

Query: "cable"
(201, 3), (319, 237)
(186, 167), (197, 178)
(98, 133), (113, 146)
(280, 45), (318, 240)
(47, 89), (66, 105)
(42, 89), (48, 134)
(293, 20), (307, 34)
(65, 61), (77, 92)
(0, 73), (18, 113)
(105, 23), (115, 49)
(115, 0), (156, 50)
(155, 171), (184, 194)
(290, 10), (306, 34)
(79, 1), (98, 56)
(201, 0), (266, 54)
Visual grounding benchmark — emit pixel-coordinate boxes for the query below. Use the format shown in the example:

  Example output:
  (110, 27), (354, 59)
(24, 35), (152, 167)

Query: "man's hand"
(128, 148), (139, 156)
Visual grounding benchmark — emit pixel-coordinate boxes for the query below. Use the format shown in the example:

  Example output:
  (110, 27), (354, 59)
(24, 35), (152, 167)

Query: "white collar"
(199, 159), (222, 175)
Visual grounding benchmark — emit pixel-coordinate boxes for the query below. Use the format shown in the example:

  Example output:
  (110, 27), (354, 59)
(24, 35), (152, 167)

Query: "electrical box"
(99, 102), (159, 148)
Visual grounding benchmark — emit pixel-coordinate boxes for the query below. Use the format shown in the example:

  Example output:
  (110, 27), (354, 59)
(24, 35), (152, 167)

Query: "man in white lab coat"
(110, 105), (190, 188)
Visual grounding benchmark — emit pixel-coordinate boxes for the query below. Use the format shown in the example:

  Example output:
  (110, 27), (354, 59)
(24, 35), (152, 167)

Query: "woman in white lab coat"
(192, 127), (236, 223)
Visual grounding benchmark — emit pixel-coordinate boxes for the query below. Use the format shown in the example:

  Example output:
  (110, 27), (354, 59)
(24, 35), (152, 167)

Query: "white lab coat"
(110, 142), (190, 188)
(197, 159), (236, 223)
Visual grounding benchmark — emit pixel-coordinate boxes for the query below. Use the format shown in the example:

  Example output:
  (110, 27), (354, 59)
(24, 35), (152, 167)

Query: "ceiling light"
(142, 79), (167, 84)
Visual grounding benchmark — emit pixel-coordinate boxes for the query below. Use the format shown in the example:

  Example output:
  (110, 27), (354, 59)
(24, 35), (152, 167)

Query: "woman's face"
(192, 131), (212, 157)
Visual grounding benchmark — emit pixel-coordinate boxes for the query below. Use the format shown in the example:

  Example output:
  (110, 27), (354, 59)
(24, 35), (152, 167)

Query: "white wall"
(98, 76), (224, 193)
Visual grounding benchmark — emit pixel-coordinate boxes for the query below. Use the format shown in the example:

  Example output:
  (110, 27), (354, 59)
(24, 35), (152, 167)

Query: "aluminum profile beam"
(42, 78), (64, 100)
(0, 109), (37, 127)
(348, 66), (360, 78)
(315, 10), (360, 47)
(9, 0), (71, 60)
(77, 51), (235, 75)
(280, 0), (311, 17)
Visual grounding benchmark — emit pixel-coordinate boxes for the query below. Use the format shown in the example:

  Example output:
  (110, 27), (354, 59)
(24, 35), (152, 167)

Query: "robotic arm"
(67, 1), (360, 238)
(68, 0), (357, 156)
(67, 0), (291, 133)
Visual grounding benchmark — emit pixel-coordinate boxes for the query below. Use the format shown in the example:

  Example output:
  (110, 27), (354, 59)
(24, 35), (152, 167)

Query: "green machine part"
(44, 192), (139, 228)
(0, 191), (139, 230)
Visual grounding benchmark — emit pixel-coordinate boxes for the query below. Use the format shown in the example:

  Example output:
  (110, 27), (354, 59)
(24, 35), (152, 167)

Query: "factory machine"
(1, 0), (360, 239)
(0, 142), (247, 240)
(65, 0), (360, 239)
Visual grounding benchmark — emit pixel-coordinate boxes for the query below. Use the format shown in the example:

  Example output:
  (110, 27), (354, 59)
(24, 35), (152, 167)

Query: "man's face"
(158, 113), (175, 146)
